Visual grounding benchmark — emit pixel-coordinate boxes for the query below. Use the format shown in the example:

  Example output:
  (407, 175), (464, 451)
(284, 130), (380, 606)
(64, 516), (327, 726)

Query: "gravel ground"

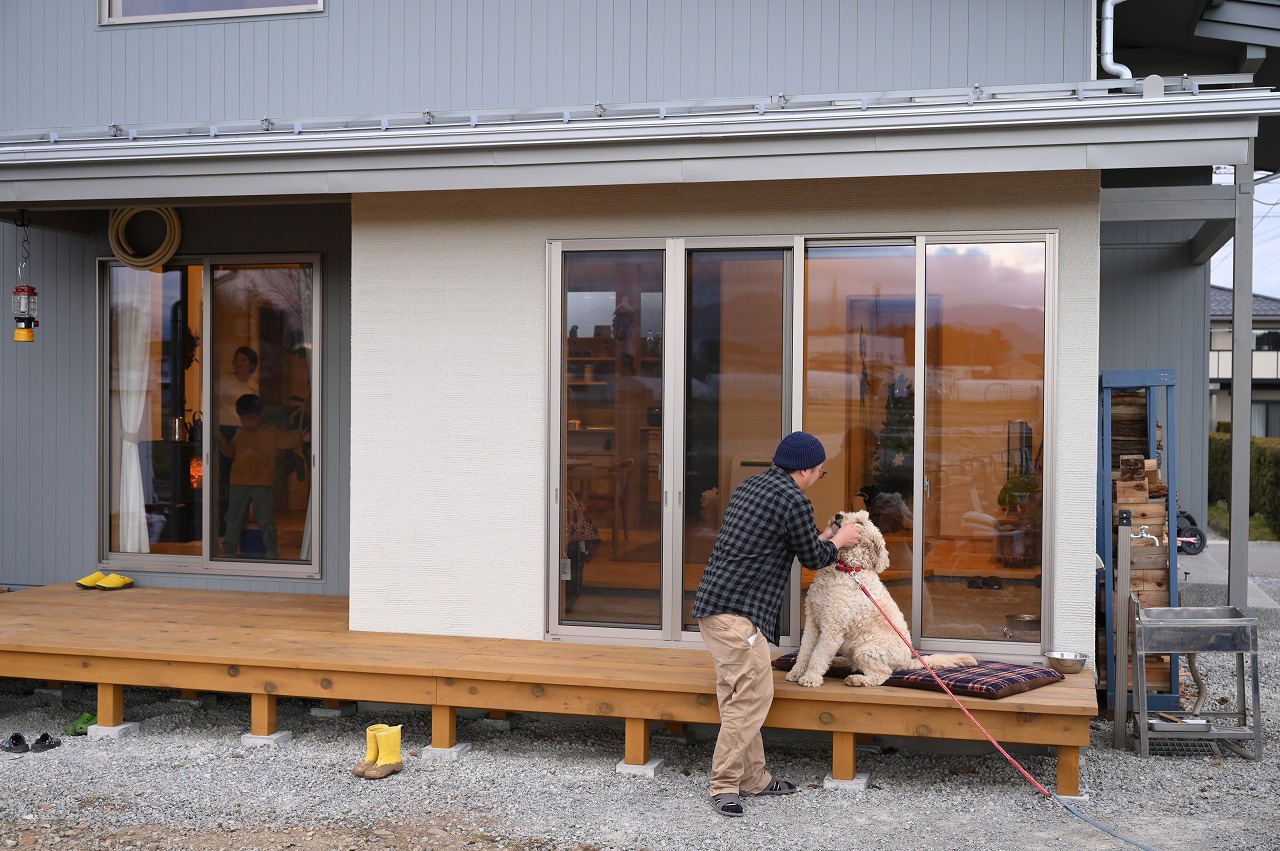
(2, 584), (1278, 851)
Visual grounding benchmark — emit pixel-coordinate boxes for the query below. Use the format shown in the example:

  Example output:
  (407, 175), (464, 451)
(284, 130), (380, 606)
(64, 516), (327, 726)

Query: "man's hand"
(830, 522), (862, 550)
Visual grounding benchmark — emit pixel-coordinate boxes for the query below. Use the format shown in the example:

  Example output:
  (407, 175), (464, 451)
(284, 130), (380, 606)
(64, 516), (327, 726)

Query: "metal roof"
(2, 74), (1278, 209)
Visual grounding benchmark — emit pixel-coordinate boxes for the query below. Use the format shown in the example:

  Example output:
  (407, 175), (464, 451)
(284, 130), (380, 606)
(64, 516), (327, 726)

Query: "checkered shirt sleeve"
(690, 466), (837, 645)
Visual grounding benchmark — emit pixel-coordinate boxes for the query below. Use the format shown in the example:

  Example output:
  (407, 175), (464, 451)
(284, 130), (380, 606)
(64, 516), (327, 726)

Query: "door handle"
(923, 475), (931, 498)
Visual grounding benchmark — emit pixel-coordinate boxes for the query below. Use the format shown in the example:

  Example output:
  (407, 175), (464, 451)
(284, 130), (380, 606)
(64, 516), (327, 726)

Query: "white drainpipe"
(1100, 0), (1133, 80)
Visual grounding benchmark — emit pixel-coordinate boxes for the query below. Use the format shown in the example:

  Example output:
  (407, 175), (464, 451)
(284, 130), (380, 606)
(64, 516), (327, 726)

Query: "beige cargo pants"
(698, 612), (775, 797)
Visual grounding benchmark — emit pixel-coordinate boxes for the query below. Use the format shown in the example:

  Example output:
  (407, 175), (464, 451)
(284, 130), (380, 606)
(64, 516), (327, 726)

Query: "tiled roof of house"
(1209, 285), (1280, 317)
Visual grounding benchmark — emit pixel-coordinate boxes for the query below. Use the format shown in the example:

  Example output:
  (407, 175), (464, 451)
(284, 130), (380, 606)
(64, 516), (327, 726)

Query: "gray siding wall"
(1, 0), (1094, 132)
(1100, 222), (1210, 528)
(0, 205), (351, 594)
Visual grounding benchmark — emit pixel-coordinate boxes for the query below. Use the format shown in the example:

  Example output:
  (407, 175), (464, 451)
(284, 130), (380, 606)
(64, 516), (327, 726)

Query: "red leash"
(846, 567), (1055, 799)
(843, 565), (1163, 850)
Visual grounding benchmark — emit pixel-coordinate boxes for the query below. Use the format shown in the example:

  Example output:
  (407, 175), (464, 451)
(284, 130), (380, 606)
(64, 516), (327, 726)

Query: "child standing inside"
(216, 393), (309, 560)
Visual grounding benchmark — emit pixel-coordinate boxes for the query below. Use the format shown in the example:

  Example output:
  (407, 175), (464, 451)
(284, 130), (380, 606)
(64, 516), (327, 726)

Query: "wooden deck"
(0, 585), (1096, 795)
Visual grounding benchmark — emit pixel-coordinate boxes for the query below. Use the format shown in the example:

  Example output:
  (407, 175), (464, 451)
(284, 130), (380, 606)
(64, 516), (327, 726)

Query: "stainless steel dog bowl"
(1045, 651), (1086, 674)
(1006, 613), (1041, 631)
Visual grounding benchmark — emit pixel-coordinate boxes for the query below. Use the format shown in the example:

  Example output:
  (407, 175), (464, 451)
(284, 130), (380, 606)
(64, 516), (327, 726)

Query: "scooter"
(1176, 502), (1206, 555)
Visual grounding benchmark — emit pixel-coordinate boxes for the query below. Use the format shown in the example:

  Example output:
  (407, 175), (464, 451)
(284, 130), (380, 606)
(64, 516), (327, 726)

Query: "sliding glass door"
(103, 257), (319, 578)
(551, 234), (1050, 651)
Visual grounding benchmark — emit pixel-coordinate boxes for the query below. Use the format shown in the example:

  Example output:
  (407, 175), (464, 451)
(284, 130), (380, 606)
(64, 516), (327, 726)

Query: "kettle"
(167, 415), (190, 442)
(189, 411), (203, 445)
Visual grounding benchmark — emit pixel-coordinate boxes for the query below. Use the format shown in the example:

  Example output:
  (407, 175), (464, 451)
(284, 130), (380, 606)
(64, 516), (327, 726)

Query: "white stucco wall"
(350, 172), (1101, 655)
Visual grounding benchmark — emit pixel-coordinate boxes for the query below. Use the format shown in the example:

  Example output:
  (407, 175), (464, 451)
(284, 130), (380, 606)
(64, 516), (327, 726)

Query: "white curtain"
(116, 269), (153, 553)
(299, 270), (315, 562)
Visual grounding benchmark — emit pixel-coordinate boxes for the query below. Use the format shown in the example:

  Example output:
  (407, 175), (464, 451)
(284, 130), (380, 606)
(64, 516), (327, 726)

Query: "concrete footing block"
(310, 702), (358, 718)
(1055, 791), (1092, 804)
(474, 713), (521, 732)
(240, 730), (293, 748)
(615, 757), (664, 778)
(88, 722), (139, 740)
(357, 701), (429, 714)
(34, 684), (83, 703)
(422, 742), (472, 761)
(822, 772), (869, 792)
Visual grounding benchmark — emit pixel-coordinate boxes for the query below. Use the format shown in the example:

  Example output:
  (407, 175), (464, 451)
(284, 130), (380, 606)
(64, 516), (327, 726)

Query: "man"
(691, 431), (862, 818)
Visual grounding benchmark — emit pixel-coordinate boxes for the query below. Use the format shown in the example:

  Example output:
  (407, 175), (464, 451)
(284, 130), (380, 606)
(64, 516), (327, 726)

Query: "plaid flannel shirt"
(691, 465), (838, 645)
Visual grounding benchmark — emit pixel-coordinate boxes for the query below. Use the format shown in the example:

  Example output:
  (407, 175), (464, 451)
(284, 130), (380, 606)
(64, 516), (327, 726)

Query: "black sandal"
(30, 733), (61, 752)
(712, 793), (744, 817)
(752, 777), (799, 796)
(1, 733), (29, 753)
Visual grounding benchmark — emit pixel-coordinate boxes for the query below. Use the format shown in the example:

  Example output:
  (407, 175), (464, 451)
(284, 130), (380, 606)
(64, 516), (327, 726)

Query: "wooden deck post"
(97, 683), (124, 727)
(832, 731), (856, 781)
(1056, 745), (1081, 797)
(624, 717), (649, 765)
(250, 693), (277, 736)
(432, 705), (457, 749)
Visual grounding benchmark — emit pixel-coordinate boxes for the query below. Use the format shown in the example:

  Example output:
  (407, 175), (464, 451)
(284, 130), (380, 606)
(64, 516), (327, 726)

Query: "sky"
(1209, 169), (1280, 299)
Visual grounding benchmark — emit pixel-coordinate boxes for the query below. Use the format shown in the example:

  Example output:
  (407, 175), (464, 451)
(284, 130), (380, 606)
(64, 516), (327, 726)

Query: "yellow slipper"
(95, 573), (135, 590)
(75, 571), (106, 589)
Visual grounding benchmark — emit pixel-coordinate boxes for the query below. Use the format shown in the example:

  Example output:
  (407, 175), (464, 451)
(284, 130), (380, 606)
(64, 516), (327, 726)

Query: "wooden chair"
(582, 458), (634, 555)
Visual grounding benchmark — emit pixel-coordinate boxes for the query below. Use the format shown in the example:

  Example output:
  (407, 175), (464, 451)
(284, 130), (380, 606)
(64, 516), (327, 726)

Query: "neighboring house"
(1210, 284), (1280, 436)
(1, 1), (1278, 664)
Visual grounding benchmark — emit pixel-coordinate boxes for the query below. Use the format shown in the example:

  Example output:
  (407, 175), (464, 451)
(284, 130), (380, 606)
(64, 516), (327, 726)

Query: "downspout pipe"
(1100, 0), (1133, 80)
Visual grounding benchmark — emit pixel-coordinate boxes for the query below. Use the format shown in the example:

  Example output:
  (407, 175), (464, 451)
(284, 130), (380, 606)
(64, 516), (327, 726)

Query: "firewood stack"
(1107, 451), (1172, 692)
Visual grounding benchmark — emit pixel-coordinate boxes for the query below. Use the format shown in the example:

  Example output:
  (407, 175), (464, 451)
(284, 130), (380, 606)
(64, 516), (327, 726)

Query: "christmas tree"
(874, 374), (914, 497)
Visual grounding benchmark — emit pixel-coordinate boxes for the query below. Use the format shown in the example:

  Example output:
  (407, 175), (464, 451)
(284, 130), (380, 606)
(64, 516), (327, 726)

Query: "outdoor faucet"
(1132, 524), (1160, 547)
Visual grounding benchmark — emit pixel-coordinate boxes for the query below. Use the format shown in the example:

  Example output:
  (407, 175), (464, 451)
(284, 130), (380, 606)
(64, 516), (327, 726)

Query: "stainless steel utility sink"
(1135, 606), (1258, 654)
(1130, 604), (1262, 758)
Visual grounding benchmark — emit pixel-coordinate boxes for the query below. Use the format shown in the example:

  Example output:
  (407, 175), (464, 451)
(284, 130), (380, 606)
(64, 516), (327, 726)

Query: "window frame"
(97, 253), (323, 580)
(545, 229), (1057, 660)
(99, 0), (322, 27)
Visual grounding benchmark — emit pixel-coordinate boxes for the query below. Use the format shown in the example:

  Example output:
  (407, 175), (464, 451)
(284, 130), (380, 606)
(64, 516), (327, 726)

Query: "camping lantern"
(11, 211), (38, 343)
(12, 284), (38, 342)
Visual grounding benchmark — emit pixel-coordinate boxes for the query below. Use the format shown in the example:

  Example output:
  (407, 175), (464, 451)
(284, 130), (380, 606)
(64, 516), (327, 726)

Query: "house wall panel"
(1100, 223), (1211, 530)
(0, 0), (1094, 133)
(0, 205), (352, 597)
(349, 171), (1100, 650)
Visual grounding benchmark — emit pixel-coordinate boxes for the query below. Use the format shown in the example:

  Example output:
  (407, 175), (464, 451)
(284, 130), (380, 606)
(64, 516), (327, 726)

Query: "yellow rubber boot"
(351, 724), (389, 777)
(363, 724), (404, 779)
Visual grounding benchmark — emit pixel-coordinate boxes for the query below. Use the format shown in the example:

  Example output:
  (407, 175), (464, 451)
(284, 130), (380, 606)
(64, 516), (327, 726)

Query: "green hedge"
(1208, 432), (1280, 532)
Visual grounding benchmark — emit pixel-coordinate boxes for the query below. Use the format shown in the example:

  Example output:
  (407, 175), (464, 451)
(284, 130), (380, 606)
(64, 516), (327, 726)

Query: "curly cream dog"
(786, 510), (977, 688)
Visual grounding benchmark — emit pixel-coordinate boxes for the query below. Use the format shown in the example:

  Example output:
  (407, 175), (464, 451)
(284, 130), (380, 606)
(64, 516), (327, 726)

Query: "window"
(100, 0), (322, 26)
(1252, 401), (1280, 437)
(1254, 329), (1280, 352)
(103, 257), (319, 578)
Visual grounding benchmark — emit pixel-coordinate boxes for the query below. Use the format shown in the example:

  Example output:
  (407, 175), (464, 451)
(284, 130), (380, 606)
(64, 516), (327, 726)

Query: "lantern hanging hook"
(16, 210), (31, 284)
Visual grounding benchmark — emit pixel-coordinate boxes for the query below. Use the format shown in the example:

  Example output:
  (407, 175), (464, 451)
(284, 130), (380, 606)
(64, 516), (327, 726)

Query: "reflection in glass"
(560, 251), (664, 627)
(803, 246), (917, 620)
(922, 243), (1046, 641)
(211, 264), (314, 564)
(682, 249), (789, 632)
(108, 265), (205, 555)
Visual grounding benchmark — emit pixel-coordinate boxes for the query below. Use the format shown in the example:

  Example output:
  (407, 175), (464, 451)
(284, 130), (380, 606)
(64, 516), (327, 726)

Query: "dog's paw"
(784, 669), (802, 682)
(843, 674), (887, 688)
(796, 672), (825, 688)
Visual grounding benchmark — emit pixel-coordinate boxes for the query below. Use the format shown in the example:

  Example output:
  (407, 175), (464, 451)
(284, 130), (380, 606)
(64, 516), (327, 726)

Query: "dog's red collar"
(834, 560), (862, 573)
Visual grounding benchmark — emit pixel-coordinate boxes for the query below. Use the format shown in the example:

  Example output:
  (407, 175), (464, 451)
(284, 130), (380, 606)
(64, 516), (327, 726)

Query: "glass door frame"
(96, 253), (323, 580)
(546, 236), (799, 645)
(547, 231), (1057, 656)
(908, 231), (1057, 659)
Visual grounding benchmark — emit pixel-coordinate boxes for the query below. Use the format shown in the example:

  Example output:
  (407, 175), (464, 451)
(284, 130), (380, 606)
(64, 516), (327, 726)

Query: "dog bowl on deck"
(1045, 651), (1086, 674)
(1006, 613), (1041, 631)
